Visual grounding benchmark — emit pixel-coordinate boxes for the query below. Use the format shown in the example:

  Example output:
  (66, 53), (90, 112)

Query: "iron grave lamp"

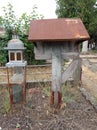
(4, 35), (27, 109)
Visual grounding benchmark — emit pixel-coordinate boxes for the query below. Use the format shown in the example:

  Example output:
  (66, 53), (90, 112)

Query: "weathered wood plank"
(80, 55), (97, 59)
(62, 58), (81, 83)
(34, 43), (79, 60)
(52, 46), (62, 92)
(62, 52), (79, 59)
(73, 58), (82, 84)
(51, 45), (62, 108)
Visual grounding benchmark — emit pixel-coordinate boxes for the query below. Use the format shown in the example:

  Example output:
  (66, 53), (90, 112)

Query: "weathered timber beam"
(51, 46), (62, 109)
(62, 52), (79, 59)
(62, 58), (81, 83)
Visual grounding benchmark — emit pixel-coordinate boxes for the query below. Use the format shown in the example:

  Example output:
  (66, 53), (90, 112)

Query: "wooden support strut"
(51, 46), (62, 109)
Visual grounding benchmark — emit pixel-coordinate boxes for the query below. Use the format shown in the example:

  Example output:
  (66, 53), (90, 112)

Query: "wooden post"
(51, 46), (62, 109)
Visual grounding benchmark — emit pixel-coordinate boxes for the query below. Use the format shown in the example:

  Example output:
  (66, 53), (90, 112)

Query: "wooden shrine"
(28, 18), (90, 109)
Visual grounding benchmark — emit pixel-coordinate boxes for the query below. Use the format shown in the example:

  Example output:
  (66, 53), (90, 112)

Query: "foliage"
(55, 0), (97, 42)
(0, 31), (9, 65)
(0, 16), (2, 26)
(41, 82), (51, 97)
(0, 38), (7, 65)
(1, 3), (43, 37)
(0, 88), (10, 114)
(61, 84), (77, 103)
(0, 3), (44, 65)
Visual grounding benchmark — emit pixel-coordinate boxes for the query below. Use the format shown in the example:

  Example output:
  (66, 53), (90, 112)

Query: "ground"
(0, 51), (97, 130)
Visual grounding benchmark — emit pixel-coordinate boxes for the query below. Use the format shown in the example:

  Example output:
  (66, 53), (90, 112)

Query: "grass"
(38, 81), (77, 104)
(61, 83), (77, 103)
(40, 82), (51, 97)
(0, 87), (10, 114)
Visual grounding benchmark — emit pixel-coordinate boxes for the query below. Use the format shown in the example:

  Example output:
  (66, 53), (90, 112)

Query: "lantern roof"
(5, 35), (26, 50)
(28, 18), (90, 42)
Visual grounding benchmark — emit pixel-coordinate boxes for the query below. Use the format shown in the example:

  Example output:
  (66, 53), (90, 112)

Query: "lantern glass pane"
(10, 52), (15, 61)
(17, 52), (21, 60)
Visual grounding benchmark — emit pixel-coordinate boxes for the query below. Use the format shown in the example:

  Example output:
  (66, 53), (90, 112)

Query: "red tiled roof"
(28, 18), (90, 42)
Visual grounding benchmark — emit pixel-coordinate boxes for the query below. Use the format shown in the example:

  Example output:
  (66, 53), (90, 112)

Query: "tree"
(56, 0), (97, 45)
(0, 36), (8, 65)
(0, 16), (8, 65)
(0, 3), (44, 65)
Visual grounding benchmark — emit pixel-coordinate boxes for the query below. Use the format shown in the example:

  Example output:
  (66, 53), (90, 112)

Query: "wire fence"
(0, 64), (52, 85)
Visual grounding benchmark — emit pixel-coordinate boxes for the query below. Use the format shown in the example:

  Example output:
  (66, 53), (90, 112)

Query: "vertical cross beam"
(51, 46), (62, 109)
